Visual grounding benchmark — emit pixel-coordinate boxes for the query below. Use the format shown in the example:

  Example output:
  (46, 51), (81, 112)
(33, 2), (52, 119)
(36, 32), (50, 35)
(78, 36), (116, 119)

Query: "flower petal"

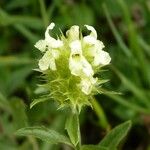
(51, 49), (60, 59)
(45, 23), (63, 48)
(83, 36), (97, 46)
(69, 57), (83, 76)
(34, 40), (48, 52)
(81, 57), (94, 77)
(80, 77), (97, 95)
(83, 38), (106, 66)
(38, 50), (52, 71)
(95, 40), (105, 50)
(84, 25), (97, 39)
(69, 40), (82, 54)
(49, 58), (57, 71)
(66, 25), (79, 41)
(94, 50), (111, 66)
(45, 22), (55, 39)
(38, 50), (59, 71)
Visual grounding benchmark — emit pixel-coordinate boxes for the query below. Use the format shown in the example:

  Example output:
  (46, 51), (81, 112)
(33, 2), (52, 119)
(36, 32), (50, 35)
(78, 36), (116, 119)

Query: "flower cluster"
(34, 23), (111, 111)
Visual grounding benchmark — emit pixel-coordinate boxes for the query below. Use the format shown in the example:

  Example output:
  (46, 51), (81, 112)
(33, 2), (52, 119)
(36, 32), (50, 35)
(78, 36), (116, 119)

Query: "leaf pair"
(16, 120), (131, 150)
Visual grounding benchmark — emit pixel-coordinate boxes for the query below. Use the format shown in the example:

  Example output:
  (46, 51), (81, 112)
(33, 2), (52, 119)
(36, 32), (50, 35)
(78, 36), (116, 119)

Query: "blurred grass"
(0, 0), (150, 149)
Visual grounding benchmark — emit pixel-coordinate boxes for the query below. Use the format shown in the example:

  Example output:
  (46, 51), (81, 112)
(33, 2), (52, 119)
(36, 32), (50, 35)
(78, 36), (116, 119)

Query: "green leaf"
(6, 0), (30, 10)
(99, 121), (132, 149)
(91, 98), (109, 130)
(0, 8), (43, 29)
(81, 145), (109, 150)
(103, 3), (131, 57)
(14, 24), (40, 43)
(65, 113), (80, 146)
(72, 4), (94, 25)
(114, 69), (150, 108)
(105, 94), (150, 114)
(16, 126), (73, 147)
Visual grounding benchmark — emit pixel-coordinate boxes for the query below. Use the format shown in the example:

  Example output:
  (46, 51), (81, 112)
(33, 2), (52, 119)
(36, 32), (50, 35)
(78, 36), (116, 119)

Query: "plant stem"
(28, 136), (39, 150)
(91, 98), (110, 132)
(76, 112), (81, 150)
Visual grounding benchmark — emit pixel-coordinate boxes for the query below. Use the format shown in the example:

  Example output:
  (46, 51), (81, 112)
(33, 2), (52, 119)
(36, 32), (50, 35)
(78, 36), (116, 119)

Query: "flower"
(35, 23), (63, 71)
(69, 40), (94, 78)
(44, 23), (63, 49)
(34, 23), (111, 111)
(35, 23), (63, 52)
(83, 25), (111, 66)
(68, 40), (97, 95)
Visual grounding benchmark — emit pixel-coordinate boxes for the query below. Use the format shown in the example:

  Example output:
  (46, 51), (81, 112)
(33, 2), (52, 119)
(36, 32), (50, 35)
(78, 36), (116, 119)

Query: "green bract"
(34, 23), (111, 112)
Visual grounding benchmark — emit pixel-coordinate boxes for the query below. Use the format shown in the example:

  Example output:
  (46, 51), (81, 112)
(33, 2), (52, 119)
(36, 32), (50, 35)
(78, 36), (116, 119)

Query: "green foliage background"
(0, 0), (150, 149)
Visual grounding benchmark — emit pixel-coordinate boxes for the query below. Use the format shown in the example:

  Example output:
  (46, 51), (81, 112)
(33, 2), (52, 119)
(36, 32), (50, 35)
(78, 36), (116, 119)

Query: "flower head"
(34, 23), (111, 112)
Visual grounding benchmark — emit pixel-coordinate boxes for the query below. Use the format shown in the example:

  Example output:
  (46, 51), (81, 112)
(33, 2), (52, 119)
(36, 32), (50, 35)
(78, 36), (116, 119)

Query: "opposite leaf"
(65, 113), (80, 146)
(99, 120), (132, 149)
(15, 126), (73, 148)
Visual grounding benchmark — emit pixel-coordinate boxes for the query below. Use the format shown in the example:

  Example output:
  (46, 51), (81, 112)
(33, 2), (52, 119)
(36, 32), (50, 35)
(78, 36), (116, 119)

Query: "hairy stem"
(76, 113), (81, 150)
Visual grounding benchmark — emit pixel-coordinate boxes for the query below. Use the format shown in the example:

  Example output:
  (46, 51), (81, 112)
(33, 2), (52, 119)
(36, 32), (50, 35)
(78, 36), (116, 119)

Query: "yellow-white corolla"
(35, 23), (63, 71)
(69, 40), (96, 95)
(35, 22), (111, 97)
(83, 25), (111, 66)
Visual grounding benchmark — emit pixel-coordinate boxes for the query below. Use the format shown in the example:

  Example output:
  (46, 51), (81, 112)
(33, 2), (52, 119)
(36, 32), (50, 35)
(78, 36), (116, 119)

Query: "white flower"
(83, 25), (111, 66)
(38, 49), (59, 71)
(34, 23), (63, 52)
(66, 25), (79, 41)
(79, 77), (97, 95)
(35, 23), (111, 97)
(69, 40), (94, 77)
